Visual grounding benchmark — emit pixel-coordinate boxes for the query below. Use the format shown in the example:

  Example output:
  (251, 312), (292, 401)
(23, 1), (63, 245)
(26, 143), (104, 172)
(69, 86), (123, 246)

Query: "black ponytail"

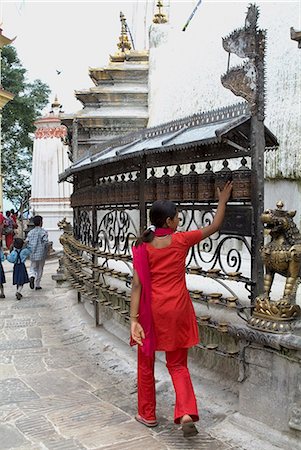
(135, 228), (155, 247)
(135, 200), (177, 247)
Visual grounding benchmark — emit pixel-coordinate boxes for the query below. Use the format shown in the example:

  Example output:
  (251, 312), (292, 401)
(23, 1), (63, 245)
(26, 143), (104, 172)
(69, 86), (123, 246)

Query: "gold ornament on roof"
(117, 12), (131, 53)
(51, 95), (61, 109)
(153, 1), (168, 24)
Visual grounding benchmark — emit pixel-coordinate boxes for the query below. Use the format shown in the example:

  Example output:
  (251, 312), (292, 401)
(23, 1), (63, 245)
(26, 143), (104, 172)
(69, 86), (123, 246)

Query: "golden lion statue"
(260, 201), (301, 302)
(249, 202), (301, 333)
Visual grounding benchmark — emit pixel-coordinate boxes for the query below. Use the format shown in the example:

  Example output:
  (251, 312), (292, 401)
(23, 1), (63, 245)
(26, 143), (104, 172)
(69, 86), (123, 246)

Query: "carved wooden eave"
(291, 27), (301, 48)
(89, 50), (149, 87)
(0, 33), (15, 48)
(89, 66), (148, 86)
(0, 87), (14, 109)
(75, 88), (148, 107)
(59, 103), (278, 183)
(75, 116), (148, 130)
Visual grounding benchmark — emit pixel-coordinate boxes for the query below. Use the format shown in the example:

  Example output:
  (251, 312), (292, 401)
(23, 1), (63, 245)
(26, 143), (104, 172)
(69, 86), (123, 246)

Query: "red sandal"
(135, 414), (158, 427)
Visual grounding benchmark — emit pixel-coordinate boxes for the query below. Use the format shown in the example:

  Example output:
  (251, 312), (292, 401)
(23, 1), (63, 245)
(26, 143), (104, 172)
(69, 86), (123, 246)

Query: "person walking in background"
(0, 211), (4, 248)
(130, 182), (232, 437)
(7, 238), (30, 300)
(10, 209), (18, 224)
(26, 215), (48, 290)
(3, 211), (15, 250)
(0, 241), (6, 298)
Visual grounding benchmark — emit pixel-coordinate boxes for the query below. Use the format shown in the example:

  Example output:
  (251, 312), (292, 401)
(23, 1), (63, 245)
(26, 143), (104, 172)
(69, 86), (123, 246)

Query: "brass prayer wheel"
(215, 160), (232, 199)
(183, 164), (198, 201)
(198, 162), (215, 201)
(232, 157), (251, 200)
(169, 165), (183, 201)
(114, 176), (123, 203)
(145, 168), (157, 203)
(157, 167), (169, 200)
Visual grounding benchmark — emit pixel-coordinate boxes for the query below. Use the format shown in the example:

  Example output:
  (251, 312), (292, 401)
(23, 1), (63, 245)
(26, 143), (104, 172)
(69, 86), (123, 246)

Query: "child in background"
(0, 241), (6, 298)
(7, 238), (31, 300)
(26, 215), (48, 290)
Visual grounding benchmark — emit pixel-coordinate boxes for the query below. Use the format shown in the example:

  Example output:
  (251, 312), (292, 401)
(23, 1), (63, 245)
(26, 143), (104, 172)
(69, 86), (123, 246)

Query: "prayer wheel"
(215, 160), (232, 200)
(157, 167), (169, 200)
(169, 166), (183, 201)
(198, 162), (215, 201)
(114, 176), (123, 204)
(183, 164), (198, 201)
(145, 169), (157, 203)
(232, 158), (251, 200)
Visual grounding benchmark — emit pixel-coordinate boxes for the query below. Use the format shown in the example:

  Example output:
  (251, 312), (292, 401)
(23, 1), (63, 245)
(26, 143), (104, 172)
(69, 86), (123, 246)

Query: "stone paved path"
(0, 260), (236, 449)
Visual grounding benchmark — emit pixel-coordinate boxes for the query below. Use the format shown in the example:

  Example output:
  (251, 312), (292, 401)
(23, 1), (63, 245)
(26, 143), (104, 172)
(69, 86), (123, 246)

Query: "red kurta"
(146, 230), (202, 352)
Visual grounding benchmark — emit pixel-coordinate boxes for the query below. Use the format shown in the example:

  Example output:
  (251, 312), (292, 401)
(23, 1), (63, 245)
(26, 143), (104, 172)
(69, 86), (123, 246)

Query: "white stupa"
(30, 97), (73, 250)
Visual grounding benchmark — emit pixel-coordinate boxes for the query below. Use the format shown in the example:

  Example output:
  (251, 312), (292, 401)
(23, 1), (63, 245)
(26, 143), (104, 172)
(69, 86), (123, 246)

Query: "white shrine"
(30, 97), (73, 250)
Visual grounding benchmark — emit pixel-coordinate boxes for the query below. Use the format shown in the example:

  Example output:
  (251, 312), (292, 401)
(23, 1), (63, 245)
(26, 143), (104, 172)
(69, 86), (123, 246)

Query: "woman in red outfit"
(130, 181), (233, 437)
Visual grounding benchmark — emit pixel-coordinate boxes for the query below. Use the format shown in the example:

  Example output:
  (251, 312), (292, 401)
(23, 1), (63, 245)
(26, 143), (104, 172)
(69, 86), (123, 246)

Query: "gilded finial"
(51, 95), (61, 109)
(276, 200), (284, 210)
(153, 1), (168, 24)
(117, 12), (131, 53)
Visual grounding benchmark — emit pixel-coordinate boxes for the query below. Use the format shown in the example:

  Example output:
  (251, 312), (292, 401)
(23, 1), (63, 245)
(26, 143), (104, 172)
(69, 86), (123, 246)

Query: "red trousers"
(137, 346), (199, 424)
(5, 233), (14, 250)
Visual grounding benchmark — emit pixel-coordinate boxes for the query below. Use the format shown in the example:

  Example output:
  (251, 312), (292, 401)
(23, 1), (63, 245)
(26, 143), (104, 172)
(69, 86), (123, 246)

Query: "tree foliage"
(1, 45), (51, 212)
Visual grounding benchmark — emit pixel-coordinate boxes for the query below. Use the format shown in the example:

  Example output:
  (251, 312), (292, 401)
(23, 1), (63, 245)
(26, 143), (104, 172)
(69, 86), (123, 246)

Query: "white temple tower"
(30, 97), (73, 250)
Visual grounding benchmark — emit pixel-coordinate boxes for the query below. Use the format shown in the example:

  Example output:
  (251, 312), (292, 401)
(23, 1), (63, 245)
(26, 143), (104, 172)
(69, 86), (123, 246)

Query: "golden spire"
(117, 12), (131, 53)
(51, 95), (61, 109)
(153, 1), (168, 24)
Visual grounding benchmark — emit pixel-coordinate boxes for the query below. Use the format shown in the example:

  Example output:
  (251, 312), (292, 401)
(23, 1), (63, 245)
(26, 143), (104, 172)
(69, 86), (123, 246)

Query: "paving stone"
(76, 419), (150, 448)
(97, 436), (168, 450)
(0, 363), (17, 379)
(0, 378), (39, 404)
(42, 438), (86, 450)
(70, 364), (104, 389)
(44, 348), (87, 369)
(0, 404), (25, 422)
(20, 391), (101, 416)
(0, 354), (12, 363)
(0, 339), (42, 351)
(0, 423), (28, 449)
(26, 326), (42, 339)
(46, 402), (130, 440)
(4, 328), (27, 340)
(11, 300), (48, 309)
(22, 369), (93, 396)
(61, 332), (89, 346)
(2, 347), (48, 356)
(157, 429), (232, 449)
(13, 355), (46, 375)
(15, 415), (59, 442)
(0, 329), (7, 340)
(4, 318), (37, 328)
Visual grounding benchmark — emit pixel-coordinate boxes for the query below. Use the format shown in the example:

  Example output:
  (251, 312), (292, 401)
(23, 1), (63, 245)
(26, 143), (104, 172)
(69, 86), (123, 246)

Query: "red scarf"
(130, 227), (174, 356)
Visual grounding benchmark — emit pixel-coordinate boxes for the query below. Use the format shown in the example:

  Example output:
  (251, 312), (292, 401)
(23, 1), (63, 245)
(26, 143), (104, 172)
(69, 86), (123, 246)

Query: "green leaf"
(2, 45), (51, 211)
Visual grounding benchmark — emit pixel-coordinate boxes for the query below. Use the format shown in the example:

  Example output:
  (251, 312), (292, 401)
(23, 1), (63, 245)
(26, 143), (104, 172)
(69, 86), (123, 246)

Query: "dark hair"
(33, 215), (43, 226)
(14, 238), (24, 250)
(135, 200), (177, 246)
(5, 210), (10, 217)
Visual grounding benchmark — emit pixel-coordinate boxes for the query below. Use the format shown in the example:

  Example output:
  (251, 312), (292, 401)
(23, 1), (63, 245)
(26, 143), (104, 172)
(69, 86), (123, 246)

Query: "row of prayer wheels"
(72, 159), (252, 206)
(147, 160), (251, 202)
